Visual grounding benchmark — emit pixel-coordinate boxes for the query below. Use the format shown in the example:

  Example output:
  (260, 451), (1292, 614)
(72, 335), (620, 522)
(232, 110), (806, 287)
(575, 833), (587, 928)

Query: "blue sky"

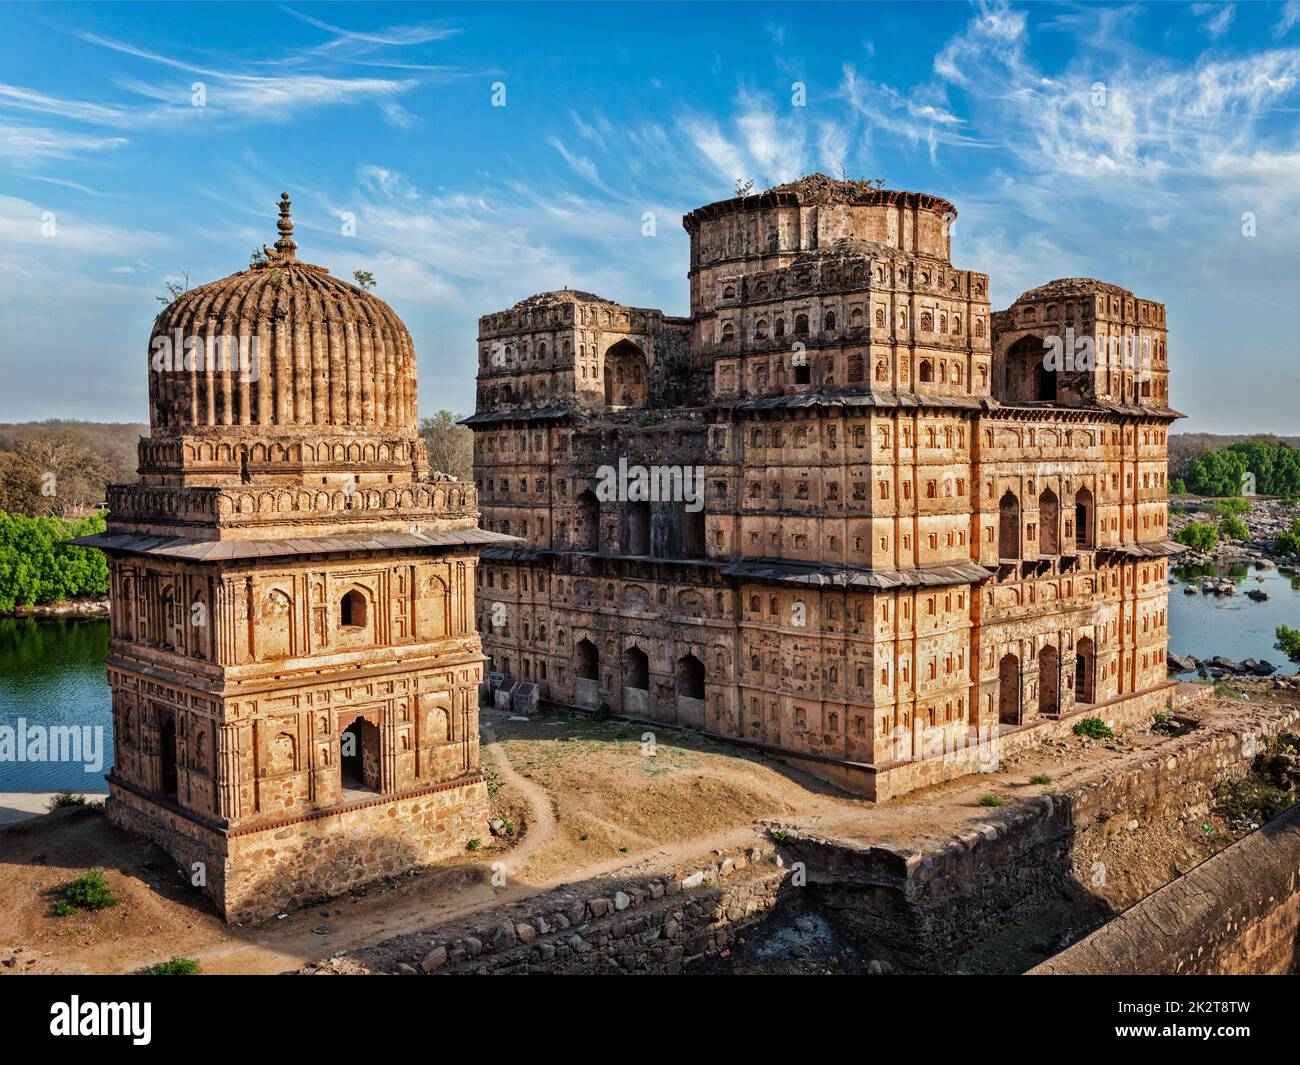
(1, 0), (1299, 433)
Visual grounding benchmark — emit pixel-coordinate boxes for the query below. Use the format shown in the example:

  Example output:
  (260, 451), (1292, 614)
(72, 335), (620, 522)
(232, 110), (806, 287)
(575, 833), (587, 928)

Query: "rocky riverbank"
(5, 597), (109, 618)
(1170, 496), (1300, 568)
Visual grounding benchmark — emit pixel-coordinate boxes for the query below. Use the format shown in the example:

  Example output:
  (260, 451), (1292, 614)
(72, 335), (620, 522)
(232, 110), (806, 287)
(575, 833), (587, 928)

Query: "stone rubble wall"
(303, 843), (794, 975)
(1029, 802), (1300, 975)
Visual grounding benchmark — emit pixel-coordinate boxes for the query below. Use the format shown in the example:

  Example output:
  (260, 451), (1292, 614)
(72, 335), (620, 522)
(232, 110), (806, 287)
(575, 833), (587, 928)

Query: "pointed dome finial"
(274, 191), (298, 260)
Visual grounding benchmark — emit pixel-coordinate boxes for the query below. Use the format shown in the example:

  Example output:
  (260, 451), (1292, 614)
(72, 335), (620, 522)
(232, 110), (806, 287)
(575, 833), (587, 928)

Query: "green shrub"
(46, 789), (86, 812)
(63, 867), (118, 910)
(1276, 519), (1300, 556)
(1169, 478), (1187, 495)
(466, 838), (481, 851)
(1029, 773), (1053, 785)
(1073, 717), (1114, 740)
(1218, 515), (1249, 541)
(1174, 522), (1218, 552)
(977, 794), (1007, 807)
(50, 899), (76, 917)
(148, 956), (199, 976)
(1214, 496), (1251, 517)
(483, 767), (504, 802)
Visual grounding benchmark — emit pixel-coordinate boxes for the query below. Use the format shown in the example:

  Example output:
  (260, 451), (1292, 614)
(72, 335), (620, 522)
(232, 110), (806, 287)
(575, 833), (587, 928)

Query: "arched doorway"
(999, 491), (1021, 560)
(1075, 637), (1096, 705)
(1074, 487), (1094, 549)
(623, 645), (649, 690)
(341, 718), (380, 793)
(158, 713), (178, 798)
(622, 645), (650, 716)
(603, 339), (647, 408)
(574, 490), (599, 550)
(676, 653), (706, 729)
(998, 654), (1021, 726)
(1004, 334), (1054, 401)
(1039, 644), (1060, 717)
(1039, 488), (1059, 555)
(676, 654), (705, 698)
(576, 638), (598, 680)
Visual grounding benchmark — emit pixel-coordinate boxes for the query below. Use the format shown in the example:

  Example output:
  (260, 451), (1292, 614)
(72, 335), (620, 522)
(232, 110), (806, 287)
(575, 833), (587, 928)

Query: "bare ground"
(1, 686), (1292, 975)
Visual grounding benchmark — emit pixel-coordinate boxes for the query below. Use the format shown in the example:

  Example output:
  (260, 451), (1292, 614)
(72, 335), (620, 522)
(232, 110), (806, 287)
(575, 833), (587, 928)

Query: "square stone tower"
(469, 175), (1182, 800)
(76, 195), (515, 921)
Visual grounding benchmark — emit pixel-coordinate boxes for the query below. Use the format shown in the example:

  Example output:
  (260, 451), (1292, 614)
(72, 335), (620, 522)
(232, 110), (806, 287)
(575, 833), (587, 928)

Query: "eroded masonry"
(76, 196), (514, 920)
(470, 174), (1180, 798)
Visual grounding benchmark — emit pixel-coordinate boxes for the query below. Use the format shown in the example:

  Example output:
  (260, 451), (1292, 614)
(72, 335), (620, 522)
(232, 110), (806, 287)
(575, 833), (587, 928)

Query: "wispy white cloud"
(1277, 0), (1300, 37)
(1191, 2), (1236, 40)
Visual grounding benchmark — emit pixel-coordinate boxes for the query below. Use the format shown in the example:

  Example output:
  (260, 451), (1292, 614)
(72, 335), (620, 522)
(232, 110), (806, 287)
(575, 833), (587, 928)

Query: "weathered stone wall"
(303, 699), (1300, 975)
(108, 775), (488, 923)
(778, 700), (1300, 970)
(1029, 802), (1300, 975)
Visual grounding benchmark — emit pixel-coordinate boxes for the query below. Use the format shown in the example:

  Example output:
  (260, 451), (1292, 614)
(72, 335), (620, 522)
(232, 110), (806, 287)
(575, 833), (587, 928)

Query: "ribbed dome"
(147, 194), (418, 434)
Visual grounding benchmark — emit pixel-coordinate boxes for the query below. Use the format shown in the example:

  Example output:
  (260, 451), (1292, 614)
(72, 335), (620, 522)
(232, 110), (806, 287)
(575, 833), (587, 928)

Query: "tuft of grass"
(47, 790), (86, 812)
(50, 899), (76, 918)
(1214, 778), (1298, 830)
(466, 838), (482, 851)
(1073, 717), (1114, 740)
(977, 794), (1008, 807)
(63, 867), (118, 911)
(1029, 773), (1053, 785)
(148, 956), (199, 976)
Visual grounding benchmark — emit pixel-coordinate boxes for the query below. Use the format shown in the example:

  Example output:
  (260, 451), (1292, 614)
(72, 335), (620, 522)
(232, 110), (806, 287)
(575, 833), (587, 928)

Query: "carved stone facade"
(470, 175), (1181, 800)
(78, 195), (513, 921)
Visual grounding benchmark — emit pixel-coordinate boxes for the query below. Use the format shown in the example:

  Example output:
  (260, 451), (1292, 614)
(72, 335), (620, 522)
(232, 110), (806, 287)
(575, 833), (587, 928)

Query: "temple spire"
(274, 191), (298, 260)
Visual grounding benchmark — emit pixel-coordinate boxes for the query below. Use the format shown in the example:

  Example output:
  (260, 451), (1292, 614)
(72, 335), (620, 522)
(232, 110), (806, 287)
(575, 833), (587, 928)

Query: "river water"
(3, 567), (1299, 793)
(0, 616), (112, 792)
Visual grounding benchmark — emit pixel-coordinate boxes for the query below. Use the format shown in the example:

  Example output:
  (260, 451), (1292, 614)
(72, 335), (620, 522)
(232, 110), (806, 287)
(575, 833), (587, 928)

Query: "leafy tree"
(0, 511), (108, 613)
(419, 411), (473, 481)
(353, 270), (376, 291)
(1275, 625), (1300, 666)
(1169, 478), (1187, 494)
(1174, 521), (1218, 552)
(1188, 448), (1249, 497)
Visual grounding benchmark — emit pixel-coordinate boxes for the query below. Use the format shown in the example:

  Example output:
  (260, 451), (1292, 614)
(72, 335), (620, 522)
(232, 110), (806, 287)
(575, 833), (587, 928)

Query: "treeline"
(1183, 440), (1300, 498)
(0, 422), (143, 518)
(1169, 432), (1300, 482)
(0, 511), (109, 614)
(0, 421), (144, 485)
